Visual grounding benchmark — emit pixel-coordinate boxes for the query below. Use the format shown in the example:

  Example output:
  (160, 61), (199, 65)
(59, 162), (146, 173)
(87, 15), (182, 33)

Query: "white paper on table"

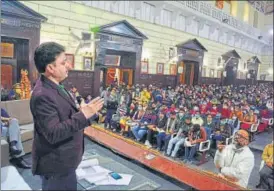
(76, 168), (86, 178)
(95, 174), (133, 186)
(76, 166), (110, 180)
(85, 174), (109, 184)
(78, 158), (99, 168)
(92, 166), (111, 173)
(76, 158), (132, 186)
(76, 159), (101, 179)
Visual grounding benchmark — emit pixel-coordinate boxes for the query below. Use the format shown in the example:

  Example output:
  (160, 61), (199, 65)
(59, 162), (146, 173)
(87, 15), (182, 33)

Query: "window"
(222, 0), (231, 14)
(217, 70), (222, 78)
(202, 67), (207, 77)
(243, 2), (249, 22)
(230, 1), (237, 17)
(253, 11), (258, 28)
(142, 2), (155, 23)
(210, 69), (215, 78)
(105, 55), (120, 66)
(1, 43), (14, 58)
(178, 15), (185, 31)
(161, 9), (172, 27)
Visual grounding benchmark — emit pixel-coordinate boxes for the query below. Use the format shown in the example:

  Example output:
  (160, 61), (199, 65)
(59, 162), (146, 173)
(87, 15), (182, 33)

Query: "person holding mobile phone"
(30, 42), (104, 191)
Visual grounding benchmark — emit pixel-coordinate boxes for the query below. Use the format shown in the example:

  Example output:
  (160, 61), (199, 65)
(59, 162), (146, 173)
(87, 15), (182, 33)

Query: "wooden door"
(1, 64), (13, 89)
(179, 62), (185, 84)
(189, 63), (194, 85)
(179, 62), (194, 85)
(119, 69), (133, 86)
(106, 68), (116, 85)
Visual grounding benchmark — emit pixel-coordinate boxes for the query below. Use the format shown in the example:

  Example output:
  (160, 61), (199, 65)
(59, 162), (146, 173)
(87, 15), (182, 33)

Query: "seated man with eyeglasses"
(1, 108), (31, 169)
(214, 129), (254, 188)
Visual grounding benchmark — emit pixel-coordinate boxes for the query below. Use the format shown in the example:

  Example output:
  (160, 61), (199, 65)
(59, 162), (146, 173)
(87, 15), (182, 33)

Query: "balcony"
(74, 1), (272, 49)
(171, 1), (272, 46)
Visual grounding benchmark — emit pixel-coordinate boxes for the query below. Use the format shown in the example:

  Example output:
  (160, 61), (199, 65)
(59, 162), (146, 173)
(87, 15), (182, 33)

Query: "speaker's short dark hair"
(34, 42), (65, 73)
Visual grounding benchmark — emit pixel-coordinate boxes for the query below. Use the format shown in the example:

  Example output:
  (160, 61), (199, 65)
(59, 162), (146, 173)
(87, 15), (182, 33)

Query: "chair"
(268, 118), (274, 133)
(250, 121), (259, 141)
(225, 136), (234, 145)
(261, 118), (273, 133)
(250, 123), (259, 133)
(269, 118), (274, 126)
(196, 140), (211, 166)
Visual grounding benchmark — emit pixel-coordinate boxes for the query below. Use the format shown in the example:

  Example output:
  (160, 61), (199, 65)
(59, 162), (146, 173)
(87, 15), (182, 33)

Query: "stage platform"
(84, 125), (245, 190)
(14, 124), (265, 190)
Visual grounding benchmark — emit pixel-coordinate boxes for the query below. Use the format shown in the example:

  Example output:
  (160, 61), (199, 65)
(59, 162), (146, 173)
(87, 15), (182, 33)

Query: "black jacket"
(30, 75), (89, 176)
(155, 116), (167, 129)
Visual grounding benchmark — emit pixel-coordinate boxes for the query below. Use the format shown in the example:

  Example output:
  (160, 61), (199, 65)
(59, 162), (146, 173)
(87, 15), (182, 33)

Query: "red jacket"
(206, 102), (212, 110)
(189, 127), (207, 143)
(220, 108), (231, 119)
(210, 108), (218, 117)
(260, 109), (271, 119)
(199, 105), (208, 114)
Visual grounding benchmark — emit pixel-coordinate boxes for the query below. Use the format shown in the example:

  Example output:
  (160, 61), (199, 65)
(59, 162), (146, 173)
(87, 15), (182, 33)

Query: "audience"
(84, 83), (273, 188)
(5, 82), (266, 186)
(2, 76), (273, 189)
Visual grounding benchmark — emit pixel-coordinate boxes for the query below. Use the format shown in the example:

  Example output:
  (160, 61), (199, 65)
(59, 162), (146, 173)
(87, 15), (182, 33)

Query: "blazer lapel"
(57, 88), (78, 111)
(41, 75), (78, 111)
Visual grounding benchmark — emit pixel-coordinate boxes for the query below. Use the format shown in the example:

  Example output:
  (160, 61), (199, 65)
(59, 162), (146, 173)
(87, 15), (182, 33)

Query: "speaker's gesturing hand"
(81, 97), (104, 119)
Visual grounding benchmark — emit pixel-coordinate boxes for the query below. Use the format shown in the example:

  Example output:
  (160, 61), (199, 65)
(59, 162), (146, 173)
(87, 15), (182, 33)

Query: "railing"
(199, 2), (211, 16)
(186, 1), (199, 11)
(177, 1), (271, 46)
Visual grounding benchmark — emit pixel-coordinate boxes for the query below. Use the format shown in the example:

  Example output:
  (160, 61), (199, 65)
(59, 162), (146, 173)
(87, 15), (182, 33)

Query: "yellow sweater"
(140, 91), (151, 103)
(262, 143), (273, 164)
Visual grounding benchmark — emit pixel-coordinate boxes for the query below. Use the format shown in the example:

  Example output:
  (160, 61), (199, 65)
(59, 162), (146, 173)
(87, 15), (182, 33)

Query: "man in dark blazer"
(30, 42), (104, 190)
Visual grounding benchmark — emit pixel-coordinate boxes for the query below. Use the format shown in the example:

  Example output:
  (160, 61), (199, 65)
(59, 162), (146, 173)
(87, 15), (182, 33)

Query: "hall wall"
(21, 1), (273, 82)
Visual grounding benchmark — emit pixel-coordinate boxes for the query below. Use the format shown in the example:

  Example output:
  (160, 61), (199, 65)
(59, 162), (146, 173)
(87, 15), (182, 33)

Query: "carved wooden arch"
(93, 20), (148, 96)
(1, 0), (47, 83)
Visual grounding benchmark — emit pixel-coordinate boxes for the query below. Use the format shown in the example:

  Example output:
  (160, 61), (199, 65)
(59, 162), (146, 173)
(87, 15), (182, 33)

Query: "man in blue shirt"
(1, 108), (30, 168)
